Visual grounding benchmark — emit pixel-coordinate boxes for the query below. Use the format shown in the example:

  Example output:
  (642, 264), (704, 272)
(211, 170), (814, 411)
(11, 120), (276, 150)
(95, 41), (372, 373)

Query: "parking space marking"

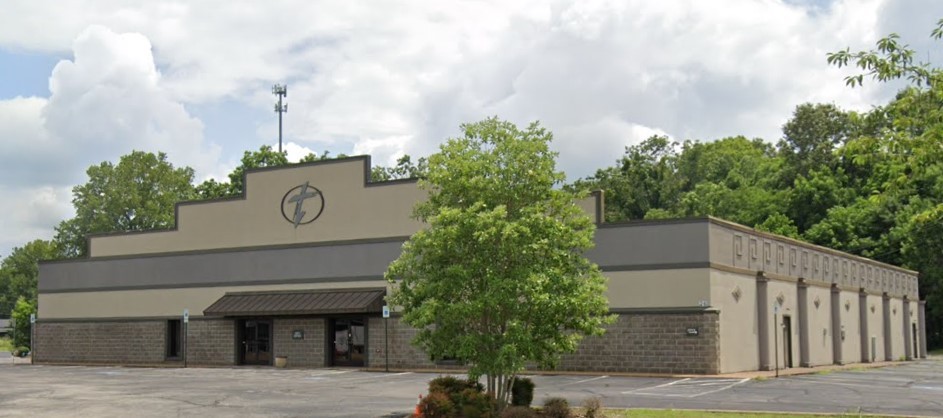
(621, 378), (690, 394)
(622, 378), (748, 398)
(331, 371), (414, 383)
(563, 375), (608, 386)
(688, 378), (749, 398)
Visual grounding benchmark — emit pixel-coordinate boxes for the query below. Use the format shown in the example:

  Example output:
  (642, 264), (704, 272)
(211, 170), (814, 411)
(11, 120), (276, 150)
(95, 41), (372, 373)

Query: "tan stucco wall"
(709, 269), (758, 373)
(807, 285), (833, 366)
(90, 160), (427, 257)
(88, 158), (602, 258)
(766, 280), (799, 369)
(889, 298), (903, 360)
(605, 268), (710, 309)
(38, 280), (390, 319)
(838, 289), (860, 363)
(866, 294), (884, 362)
(708, 220), (919, 300)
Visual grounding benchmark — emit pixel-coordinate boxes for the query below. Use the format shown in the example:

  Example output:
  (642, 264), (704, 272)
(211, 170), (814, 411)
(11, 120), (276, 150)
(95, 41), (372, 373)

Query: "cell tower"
(272, 84), (288, 153)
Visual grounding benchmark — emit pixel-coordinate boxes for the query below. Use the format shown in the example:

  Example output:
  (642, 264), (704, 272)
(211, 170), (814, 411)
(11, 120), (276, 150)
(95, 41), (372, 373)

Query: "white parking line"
(335, 371), (413, 383)
(562, 375), (608, 386)
(622, 378), (749, 398)
(621, 378), (690, 394)
(310, 370), (354, 376)
(689, 378), (749, 398)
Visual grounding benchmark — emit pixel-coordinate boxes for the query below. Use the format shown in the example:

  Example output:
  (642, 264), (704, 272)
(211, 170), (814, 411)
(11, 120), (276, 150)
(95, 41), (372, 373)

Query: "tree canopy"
(54, 151), (197, 258)
(570, 20), (943, 348)
(385, 118), (612, 409)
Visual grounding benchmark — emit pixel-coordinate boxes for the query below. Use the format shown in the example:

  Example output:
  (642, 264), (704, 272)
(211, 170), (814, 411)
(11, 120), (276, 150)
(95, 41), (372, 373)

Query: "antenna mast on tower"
(272, 84), (288, 153)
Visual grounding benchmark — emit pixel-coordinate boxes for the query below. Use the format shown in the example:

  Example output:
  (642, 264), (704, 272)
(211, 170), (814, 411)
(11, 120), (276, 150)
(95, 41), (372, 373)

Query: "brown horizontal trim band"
(38, 276), (387, 294)
(597, 217), (710, 229)
(601, 262), (710, 272)
(221, 287), (387, 297)
(36, 316), (215, 323)
(206, 309), (381, 317)
(609, 307), (717, 314)
(707, 216), (918, 275)
(41, 235), (412, 265)
(37, 313), (396, 323)
(204, 288), (386, 317)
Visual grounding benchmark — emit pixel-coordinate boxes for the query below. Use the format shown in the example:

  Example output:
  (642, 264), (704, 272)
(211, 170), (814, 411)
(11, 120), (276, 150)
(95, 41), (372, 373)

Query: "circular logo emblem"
(281, 181), (325, 228)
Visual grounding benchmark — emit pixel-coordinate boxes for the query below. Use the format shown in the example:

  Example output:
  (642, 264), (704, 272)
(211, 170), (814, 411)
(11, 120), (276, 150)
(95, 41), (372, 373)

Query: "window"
(167, 320), (182, 359)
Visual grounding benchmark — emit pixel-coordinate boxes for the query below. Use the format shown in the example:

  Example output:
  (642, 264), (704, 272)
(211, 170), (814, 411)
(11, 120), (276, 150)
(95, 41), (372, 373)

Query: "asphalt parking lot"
(0, 360), (941, 417)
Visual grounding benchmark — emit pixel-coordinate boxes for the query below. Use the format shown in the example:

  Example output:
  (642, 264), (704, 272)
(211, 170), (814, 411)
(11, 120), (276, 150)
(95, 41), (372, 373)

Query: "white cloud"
(1, 0), (942, 256)
(0, 25), (222, 255)
(281, 141), (317, 163)
(0, 185), (73, 258)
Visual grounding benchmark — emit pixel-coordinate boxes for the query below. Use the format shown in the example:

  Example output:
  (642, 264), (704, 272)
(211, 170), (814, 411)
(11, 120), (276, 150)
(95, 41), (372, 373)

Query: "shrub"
(541, 397), (573, 418)
(457, 388), (497, 418)
(429, 376), (481, 397)
(13, 346), (30, 357)
(510, 377), (535, 407)
(581, 397), (603, 418)
(418, 391), (455, 418)
(499, 406), (539, 418)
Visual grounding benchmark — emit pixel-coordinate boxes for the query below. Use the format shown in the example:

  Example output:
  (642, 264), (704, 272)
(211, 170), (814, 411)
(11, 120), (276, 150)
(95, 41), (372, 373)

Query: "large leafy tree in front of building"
(385, 118), (612, 409)
(54, 151), (197, 257)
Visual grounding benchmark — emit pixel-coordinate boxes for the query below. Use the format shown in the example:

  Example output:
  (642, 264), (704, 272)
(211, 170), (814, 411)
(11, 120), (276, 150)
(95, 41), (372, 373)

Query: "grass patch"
(929, 347), (943, 356)
(0, 337), (13, 353)
(609, 410), (901, 417)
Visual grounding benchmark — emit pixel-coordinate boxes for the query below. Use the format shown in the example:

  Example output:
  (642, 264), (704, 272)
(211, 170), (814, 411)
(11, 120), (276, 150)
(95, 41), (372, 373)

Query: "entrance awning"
(203, 288), (386, 317)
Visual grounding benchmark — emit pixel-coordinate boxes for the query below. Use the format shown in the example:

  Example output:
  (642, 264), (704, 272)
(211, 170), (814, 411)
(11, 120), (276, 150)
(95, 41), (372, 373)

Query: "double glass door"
(241, 319), (272, 365)
(331, 318), (365, 367)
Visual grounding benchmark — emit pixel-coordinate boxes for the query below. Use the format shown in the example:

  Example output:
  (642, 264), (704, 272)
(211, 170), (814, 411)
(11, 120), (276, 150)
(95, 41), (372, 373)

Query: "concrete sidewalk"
(368, 358), (914, 380)
(0, 352), (32, 365)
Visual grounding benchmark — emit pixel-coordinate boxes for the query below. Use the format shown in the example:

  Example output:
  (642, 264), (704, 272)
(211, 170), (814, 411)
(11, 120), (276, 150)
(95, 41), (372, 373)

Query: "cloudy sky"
(0, 0), (940, 258)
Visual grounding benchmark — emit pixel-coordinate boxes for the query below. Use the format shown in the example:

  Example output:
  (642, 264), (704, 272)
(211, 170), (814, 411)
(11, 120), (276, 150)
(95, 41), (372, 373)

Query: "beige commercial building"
(36, 157), (929, 373)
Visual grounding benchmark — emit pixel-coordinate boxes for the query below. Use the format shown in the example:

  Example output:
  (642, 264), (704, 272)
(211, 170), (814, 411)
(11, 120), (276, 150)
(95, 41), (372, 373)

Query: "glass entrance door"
(241, 319), (272, 365)
(331, 318), (365, 367)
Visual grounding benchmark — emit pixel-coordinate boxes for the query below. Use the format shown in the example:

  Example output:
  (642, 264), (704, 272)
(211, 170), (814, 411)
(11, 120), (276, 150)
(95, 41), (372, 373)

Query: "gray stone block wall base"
(367, 317), (438, 370)
(186, 319), (236, 366)
(368, 312), (721, 375)
(33, 321), (167, 365)
(558, 312), (720, 374)
(273, 318), (326, 367)
(35, 312), (720, 374)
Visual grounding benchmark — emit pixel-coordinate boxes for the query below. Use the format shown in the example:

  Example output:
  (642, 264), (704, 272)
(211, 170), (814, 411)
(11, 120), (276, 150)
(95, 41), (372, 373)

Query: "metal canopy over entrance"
(203, 288), (386, 317)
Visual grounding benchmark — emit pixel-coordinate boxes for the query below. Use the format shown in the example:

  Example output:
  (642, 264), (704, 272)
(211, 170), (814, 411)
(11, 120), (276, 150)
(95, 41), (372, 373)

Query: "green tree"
(902, 204), (943, 347)
(754, 213), (800, 239)
(827, 18), (943, 88)
(385, 118), (612, 409)
(211, 145), (290, 198)
(778, 103), (854, 184)
(571, 135), (682, 221)
(826, 19), (943, 348)
(785, 168), (855, 232)
(54, 151), (196, 257)
(371, 155), (428, 181)
(0, 240), (61, 316)
(10, 296), (36, 349)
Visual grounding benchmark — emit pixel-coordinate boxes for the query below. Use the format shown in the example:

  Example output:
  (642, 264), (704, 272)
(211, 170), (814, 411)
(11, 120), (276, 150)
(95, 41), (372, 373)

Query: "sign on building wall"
(281, 181), (325, 228)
